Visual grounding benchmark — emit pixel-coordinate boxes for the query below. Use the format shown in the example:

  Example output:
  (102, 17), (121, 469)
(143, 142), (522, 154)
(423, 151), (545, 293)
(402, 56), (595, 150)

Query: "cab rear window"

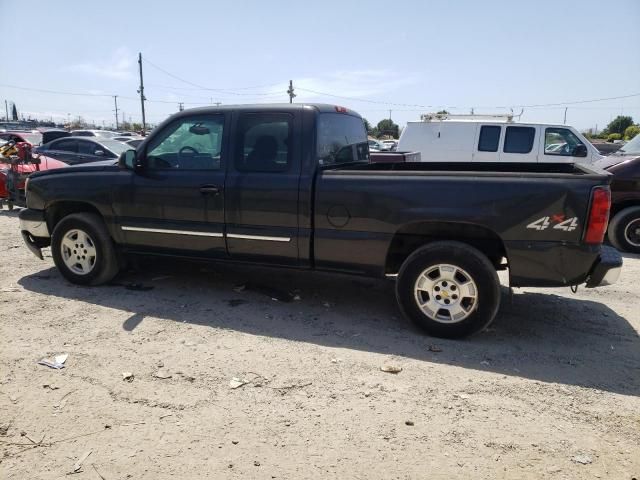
(317, 113), (368, 165)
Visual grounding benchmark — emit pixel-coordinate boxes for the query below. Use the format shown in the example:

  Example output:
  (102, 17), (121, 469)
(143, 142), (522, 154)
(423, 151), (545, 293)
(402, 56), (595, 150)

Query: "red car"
(0, 130), (43, 147)
(0, 144), (67, 208)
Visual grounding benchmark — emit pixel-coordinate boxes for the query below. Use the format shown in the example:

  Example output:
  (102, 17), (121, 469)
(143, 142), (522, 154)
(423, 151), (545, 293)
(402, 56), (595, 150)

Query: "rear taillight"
(584, 187), (611, 244)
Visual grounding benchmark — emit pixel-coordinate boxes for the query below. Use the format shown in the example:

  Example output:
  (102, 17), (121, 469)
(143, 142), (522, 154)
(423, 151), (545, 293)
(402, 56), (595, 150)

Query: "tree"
(363, 118), (373, 135)
(376, 118), (400, 139)
(604, 116), (634, 136)
(624, 124), (640, 140)
(11, 103), (18, 121)
(436, 110), (450, 115)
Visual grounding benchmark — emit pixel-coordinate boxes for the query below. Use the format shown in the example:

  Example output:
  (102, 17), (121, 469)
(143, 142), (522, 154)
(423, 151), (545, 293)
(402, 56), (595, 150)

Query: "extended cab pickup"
(19, 104), (622, 338)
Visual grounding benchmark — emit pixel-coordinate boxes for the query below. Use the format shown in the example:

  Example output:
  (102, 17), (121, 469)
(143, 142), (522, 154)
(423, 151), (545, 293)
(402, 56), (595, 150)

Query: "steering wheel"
(179, 146), (199, 155)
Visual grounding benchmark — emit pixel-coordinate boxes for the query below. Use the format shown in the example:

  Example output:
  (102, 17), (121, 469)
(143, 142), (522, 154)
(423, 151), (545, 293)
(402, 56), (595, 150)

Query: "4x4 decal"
(527, 215), (579, 232)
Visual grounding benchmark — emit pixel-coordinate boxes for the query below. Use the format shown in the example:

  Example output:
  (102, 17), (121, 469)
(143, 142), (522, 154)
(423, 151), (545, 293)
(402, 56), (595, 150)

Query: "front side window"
(235, 113), (291, 172)
(78, 140), (100, 155)
(317, 113), (369, 165)
(478, 125), (501, 152)
(544, 128), (586, 156)
(503, 126), (535, 154)
(146, 115), (224, 170)
(51, 139), (77, 152)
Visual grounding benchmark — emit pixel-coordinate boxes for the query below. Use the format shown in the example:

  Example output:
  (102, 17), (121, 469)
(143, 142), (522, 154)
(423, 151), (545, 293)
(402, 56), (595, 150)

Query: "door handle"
(200, 185), (221, 195)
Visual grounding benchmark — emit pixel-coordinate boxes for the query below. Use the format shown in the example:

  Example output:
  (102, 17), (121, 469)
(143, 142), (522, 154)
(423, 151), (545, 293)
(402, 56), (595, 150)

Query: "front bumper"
(585, 245), (622, 288)
(19, 208), (50, 260)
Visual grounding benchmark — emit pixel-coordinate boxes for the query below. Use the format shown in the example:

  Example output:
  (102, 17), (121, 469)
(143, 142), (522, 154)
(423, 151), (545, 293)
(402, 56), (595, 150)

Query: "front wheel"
(608, 206), (640, 254)
(51, 213), (120, 285)
(396, 241), (501, 338)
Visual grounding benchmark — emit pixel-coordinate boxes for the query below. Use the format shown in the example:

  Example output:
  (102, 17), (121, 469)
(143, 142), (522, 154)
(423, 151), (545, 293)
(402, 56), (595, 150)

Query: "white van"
(397, 113), (603, 164)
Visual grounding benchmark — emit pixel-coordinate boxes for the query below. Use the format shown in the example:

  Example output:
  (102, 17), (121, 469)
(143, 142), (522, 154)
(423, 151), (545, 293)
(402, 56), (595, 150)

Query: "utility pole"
(138, 52), (147, 133)
(113, 95), (119, 129)
(214, 102), (221, 106)
(287, 80), (296, 103)
(389, 109), (392, 120)
(4, 100), (8, 121)
(563, 107), (568, 125)
(178, 102), (184, 112)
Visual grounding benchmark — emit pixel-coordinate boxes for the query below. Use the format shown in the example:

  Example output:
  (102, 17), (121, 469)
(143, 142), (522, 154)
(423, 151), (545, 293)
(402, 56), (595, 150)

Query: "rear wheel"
(51, 213), (119, 285)
(396, 241), (501, 338)
(608, 207), (640, 254)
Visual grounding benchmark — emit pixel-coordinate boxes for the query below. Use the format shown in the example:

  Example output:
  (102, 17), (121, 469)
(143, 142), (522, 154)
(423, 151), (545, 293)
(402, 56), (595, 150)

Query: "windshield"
(619, 135), (640, 155)
(100, 140), (131, 155)
(317, 113), (369, 165)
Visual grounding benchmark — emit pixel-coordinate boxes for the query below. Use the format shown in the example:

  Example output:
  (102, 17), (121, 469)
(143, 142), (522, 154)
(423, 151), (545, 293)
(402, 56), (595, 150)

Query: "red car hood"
(14, 155), (69, 173)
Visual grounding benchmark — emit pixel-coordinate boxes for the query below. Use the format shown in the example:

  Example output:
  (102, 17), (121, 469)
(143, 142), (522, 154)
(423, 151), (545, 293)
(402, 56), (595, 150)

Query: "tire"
(51, 212), (120, 286)
(396, 241), (501, 338)
(608, 206), (640, 254)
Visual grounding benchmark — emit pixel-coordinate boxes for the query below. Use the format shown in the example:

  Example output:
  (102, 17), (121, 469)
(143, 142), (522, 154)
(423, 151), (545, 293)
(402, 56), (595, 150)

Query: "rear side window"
(478, 126), (501, 152)
(235, 113), (291, 172)
(503, 126), (535, 154)
(51, 139), (77, 152)
(317, 113), (368, 165)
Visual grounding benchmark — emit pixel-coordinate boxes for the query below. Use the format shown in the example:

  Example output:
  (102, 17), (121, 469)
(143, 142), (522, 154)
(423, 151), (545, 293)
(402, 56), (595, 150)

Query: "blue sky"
(1, 0), (639, 131)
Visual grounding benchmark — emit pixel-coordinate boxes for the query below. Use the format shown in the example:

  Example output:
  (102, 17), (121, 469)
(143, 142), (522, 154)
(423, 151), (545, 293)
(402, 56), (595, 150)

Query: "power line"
(142, 57), (283, 95)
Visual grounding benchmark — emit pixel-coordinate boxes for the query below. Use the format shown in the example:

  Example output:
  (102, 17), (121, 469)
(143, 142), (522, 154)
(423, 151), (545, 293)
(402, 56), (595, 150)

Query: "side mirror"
(94, 150), (105, 156)
(573, 144), (588, 157)
(119, 149), (137, 170)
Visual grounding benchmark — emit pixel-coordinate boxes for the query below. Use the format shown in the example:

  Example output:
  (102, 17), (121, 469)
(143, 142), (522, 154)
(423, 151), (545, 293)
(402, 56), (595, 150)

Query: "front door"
(119, 113), (228, 257)
(225, 112), (301, 265)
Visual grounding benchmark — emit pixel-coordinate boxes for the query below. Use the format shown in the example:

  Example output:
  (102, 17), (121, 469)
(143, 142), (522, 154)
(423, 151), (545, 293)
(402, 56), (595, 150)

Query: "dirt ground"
(1, 209), (639, 480)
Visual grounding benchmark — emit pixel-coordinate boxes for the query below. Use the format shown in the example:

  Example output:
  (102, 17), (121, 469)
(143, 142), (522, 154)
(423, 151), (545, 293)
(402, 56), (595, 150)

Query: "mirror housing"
(573, 144), (588, 157)
(118, 149), (138, 170)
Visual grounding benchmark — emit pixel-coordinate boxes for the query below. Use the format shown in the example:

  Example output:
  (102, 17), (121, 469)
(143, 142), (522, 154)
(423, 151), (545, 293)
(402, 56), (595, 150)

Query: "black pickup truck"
(19, 104), (622, 338)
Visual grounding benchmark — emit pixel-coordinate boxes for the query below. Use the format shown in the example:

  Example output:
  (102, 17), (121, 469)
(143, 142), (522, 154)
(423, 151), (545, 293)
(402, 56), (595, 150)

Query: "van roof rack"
(420, 112), (515, 123)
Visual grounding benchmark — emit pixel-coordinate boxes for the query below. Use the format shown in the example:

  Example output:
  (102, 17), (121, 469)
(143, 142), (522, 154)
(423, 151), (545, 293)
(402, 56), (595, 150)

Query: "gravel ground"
(1, 209), (639, 479)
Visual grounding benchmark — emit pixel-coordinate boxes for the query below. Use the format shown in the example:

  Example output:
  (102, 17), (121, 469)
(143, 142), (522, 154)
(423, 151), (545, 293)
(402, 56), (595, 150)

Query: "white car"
(398, 113), (603, 164)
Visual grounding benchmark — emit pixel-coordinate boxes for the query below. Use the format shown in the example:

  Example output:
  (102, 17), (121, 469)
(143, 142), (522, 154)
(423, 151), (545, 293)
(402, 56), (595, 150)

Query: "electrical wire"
(142, 57), (284, 95)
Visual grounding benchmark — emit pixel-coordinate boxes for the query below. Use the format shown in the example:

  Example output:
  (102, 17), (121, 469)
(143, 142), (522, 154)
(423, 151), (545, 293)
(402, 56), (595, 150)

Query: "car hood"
(596, 153), (640, 170)
(29, 159), (119, 179)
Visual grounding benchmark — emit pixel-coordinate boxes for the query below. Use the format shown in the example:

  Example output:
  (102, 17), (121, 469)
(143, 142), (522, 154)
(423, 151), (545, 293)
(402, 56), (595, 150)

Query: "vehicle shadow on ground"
(19, 259), (640, 396)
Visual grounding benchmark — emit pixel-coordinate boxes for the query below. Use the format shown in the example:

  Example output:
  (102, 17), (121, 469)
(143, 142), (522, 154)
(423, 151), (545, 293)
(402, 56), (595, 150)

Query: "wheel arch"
(610, 200), (640, 218)
(385, 221), (508, 274)
(46, 201), (105, 234)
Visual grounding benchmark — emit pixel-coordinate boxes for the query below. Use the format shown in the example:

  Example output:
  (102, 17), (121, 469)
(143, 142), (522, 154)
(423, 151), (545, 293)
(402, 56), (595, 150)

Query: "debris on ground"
(42, 384), (60, 390)
(233, 282), (294, 302)
(428, 345), (443, 352)
(37, 353), (68, 369)
(480, 360), (491, 366)
(153, 369), (172, 380)
(405, 420), (415, 426)
(124, 283), (154, 291)
(122, 372), (134, 382)
(380, 365), (402, 374)
(72, 449), (93, 473)
(228, 299), (248, 307)
(571, 454), (593, 465)
(229, 377), (247, 389)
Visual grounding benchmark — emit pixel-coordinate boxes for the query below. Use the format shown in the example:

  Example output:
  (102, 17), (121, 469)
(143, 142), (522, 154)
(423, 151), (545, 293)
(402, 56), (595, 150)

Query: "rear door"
(46, 138), (80, 164)
(225, 111), (301, 265)
(500, 125), (539, 162)
(119, 113), (228, 257)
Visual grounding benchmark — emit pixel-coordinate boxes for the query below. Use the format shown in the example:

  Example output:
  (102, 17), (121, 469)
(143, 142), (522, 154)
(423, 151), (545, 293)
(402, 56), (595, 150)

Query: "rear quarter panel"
(314, 170), (607, 285)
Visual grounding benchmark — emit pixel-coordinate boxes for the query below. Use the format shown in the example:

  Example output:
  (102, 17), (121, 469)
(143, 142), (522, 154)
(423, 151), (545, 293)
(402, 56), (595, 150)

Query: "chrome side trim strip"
(227, 233), (291, 242)
(121, 226), (223, 238)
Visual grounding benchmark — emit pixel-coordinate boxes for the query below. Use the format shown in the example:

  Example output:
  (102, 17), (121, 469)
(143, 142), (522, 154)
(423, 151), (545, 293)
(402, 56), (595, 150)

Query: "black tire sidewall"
(609, 208), (640, 254)
(51, 215), (113, 285)
(396, 243), (500, 338)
